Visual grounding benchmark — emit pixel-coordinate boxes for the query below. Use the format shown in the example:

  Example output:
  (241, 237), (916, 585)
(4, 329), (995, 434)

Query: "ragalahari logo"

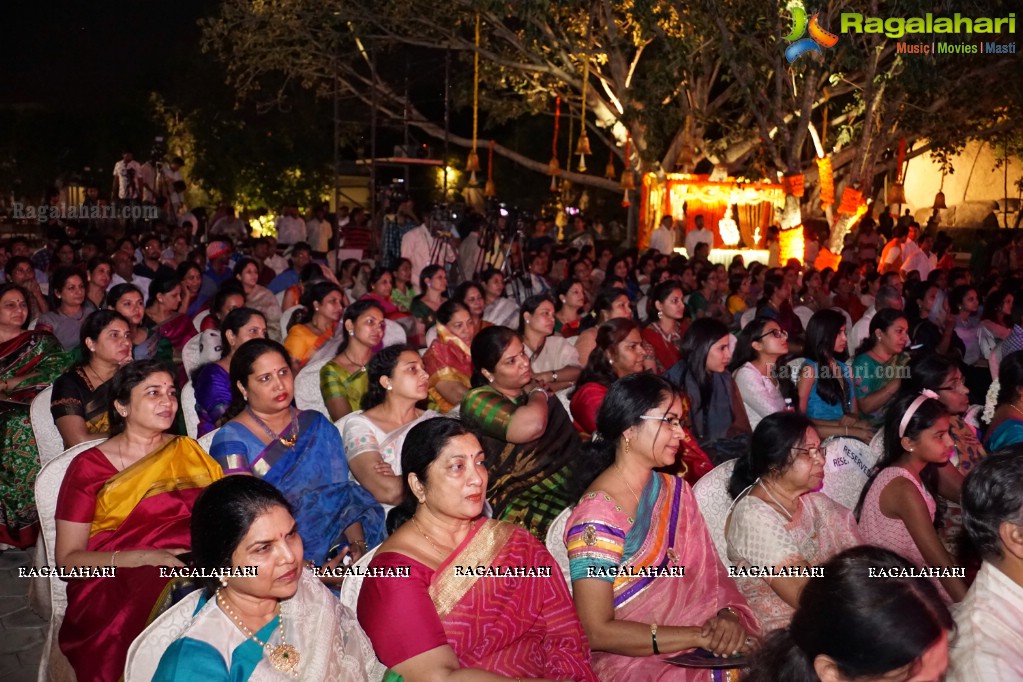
(785, 3), (839, 63)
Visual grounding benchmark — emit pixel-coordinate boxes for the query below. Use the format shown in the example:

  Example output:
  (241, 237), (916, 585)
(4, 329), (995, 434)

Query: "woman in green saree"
(460, 325), (585, 540)
(0, 283), (73, 546)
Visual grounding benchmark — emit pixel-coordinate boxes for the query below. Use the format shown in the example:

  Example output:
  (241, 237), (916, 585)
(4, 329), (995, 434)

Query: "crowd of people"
(1, 200), (1022, 682)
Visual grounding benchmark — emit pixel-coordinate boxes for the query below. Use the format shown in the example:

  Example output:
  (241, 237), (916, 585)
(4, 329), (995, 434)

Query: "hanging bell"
(933, 190), (947, 209)
(465, 150), (481, 173)
(604, 156), (616, 179)
(575, 132), (592, 156)
(549, 175), (559, 192)
(484, 179), (496, 197)
(620, 170), (635, 191)
(622, 189), (631, 208)
(548, 156), (561, 176)
(887, 182), (906, 205)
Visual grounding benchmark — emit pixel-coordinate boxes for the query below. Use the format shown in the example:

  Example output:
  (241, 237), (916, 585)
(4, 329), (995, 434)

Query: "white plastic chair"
(382, 318), (407, 347)
(692, 458), (738, 568)
(544, 507), (573, 593)
(337, 546), (387, 682)
(793, 305), (814, 330)
(786, 357), (806, 384)
(819, 435), (881, 510)
(31, 386), (65, 466)
(123, 590), (203, 682)
(35, 437), (106, 682)
(275, 289), (287, 307)
(182, 329), (222, 378)
(191, 309), (210, 332)
(198, 427), (218, 454)
(180, 382), (200, 439)
(295, 353), (333, 417)
(279, 305), (303, 336)
(739, 307), (757, 330)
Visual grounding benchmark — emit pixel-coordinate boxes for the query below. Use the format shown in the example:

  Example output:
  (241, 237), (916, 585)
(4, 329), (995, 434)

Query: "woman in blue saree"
(985, 349), (1023, 450)
(210, 338), (384, 566)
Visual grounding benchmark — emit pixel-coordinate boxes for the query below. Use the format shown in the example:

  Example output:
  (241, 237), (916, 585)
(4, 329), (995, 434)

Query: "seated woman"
(422, 300), (474, 413)
(566, 373), (758, 680)
(85, 257), (112, 310)
(199, 282), (246, 332)
(283, 263), (335, 312)
(55, 359), (223, 681)
(342, 345), (436, 510)
(358, 417), (597, 681)
(907, 281), (962, 358)
(984, 350), (1023, 450)
(850, 308), (910, 428)
(575, 286), (634, 367)
(554, 276), (587, 337)
(460, 326), (583, 540)
(0, 283), (72, 547)
(730, 317), (790, 429)
(52, 310), (133, 448)
(978, 288), (1013, 360)
(480, 266), (519, 328)
(744, 546), (952, 682)
(519, 293), (582, 393)
(755, 273), (804, 349)
(211, 339), (384, 566)
(409, 265), (448, 344)
(35, 266), (95, 351)
(663, 318), (753, 464)
(389, 258), (416, 313)
(361, 265), (411, 322)
(856, 391), (968, 602)
(452, 280), (491, 335)
(797, 309), (874, 442)
(321, 300), (385, 421)
(283, 280), (344, 371)
(193, 307), (267, 437)
(726, 412), (861, 632)
(641, 280), (687, 373)
(177, 260), (208, 318)
(153, 476), (357, 681)
(143, 274), (198, 361)
(233, 257), (283, 341)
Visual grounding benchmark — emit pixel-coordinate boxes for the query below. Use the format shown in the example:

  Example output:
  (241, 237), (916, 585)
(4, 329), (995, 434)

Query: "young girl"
(856, 391), (967, 603)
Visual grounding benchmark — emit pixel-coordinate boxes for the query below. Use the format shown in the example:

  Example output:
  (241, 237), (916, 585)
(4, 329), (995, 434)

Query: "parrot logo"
(784, 2), (838, 63)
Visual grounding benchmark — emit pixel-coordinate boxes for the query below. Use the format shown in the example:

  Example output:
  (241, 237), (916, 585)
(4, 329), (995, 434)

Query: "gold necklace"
(613, 462), (642, 504)
(343, 349), (366, 373)
(247, 407), (299, 448)
(1012, 403), (1023, 420)
(411, 516), (446, 555)
(217, 589), (300, 674)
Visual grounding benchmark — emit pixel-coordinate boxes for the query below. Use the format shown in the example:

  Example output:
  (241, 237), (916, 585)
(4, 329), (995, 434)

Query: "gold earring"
(624, 438), (631, 457)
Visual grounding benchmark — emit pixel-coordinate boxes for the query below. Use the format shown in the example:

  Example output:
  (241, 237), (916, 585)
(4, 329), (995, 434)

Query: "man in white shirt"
(684, 215), (714, 258)
(108, 250), (151, 303)
(901, 232), (937, 280)
(900, 222), (921, 263)
(402, 222), (456, 285)
(878, 224), (909, 274)
(111, 150), (142, 201)
(848, 285), (904, 355)
(305, 204), (333, 255)
(649, 215), (676, 255)
(949, 452), (1023, 680)
(274, 204), (306, 247)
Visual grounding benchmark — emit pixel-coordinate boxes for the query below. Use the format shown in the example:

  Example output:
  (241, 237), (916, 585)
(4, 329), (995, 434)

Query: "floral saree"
(566, 473), (758, 680)
(0, 330), (72, 546)
(210, 410), (385, 563)
(56, 436), (223, 681)
(460, 385), (583, 540)
(358, 519), (597, 681)
(422, 326), (472, 413)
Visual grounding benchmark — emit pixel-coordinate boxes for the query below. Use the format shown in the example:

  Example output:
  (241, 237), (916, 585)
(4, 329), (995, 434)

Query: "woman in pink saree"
(359, 417), (597, 681)
(566, 374), (758, 681)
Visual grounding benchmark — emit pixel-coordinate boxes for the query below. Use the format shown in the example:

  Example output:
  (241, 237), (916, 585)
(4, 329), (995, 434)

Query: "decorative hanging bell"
(933, 190), (947, 209)
(465, 150), (481, 173)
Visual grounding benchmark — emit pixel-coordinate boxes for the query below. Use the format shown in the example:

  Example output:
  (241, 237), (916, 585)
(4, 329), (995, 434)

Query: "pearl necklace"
(216, 589), (299, 674)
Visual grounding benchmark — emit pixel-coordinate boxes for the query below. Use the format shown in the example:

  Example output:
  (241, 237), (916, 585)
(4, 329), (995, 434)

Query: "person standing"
(684, 215), (714, 258)
(648, 215), (676, 255)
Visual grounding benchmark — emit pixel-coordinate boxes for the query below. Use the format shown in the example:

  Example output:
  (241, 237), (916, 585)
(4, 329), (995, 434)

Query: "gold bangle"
(651, 622), (660, 654)
(719, 606), (740, 621)
(111, 550), (120, 568)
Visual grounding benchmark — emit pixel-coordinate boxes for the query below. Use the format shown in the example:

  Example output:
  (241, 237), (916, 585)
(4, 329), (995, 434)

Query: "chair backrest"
(275, 289), (286, 307)
(544, 507), (573, 593)
(191, 308), (210, 332)
(739, 306), (757, 330)
(786, 357), (806, 384)
(124, 589), (203, 681)
(294, 353), (333, 417)
(280, 305), (303, 336)
(692, 458), (738, 567)
(35, 438), (106, 625)
(182, 329), (222, 378)
(793, 305), (814, 330)
(820, 435), (881, 510)
(337, 546), (388, 682)
(31, 386), (65, 466)
(382, 317), (407, 347)
(198, 427), (218, 454)
(180, 382), (199, 439)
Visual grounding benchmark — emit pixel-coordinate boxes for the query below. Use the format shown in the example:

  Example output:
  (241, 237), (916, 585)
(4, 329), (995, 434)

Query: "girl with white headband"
(855, 390), (968, 603)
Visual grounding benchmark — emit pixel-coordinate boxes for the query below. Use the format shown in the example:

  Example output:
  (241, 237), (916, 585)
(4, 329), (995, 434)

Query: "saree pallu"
(284, 323), (335, 370)
(0, 331), (72, 546)
(210, 410), (385, 563)
(461, 385), (584, 540)
(361, 293), (412, 322)
(359, 520), (597, 681)
(320, 361), (369, 414)
(57, 437), (223, 682)
(193, 362), (232, 436)
(51, 367), (113, 436)
(422, 328), (472, 413)
(986, 416), (1023, 451)
(566, 473), (758, 681)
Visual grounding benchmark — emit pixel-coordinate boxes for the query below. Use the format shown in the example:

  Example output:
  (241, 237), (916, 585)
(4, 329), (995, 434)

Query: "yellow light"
(779, 225), (805, 265)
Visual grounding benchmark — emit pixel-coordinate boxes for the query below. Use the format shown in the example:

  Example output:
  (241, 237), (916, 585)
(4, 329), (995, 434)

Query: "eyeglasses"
(757, 329), (789, 340)
(639, 415), (684, 430)
(939, 379), (968, 393)
(790, 446), (827, 462)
